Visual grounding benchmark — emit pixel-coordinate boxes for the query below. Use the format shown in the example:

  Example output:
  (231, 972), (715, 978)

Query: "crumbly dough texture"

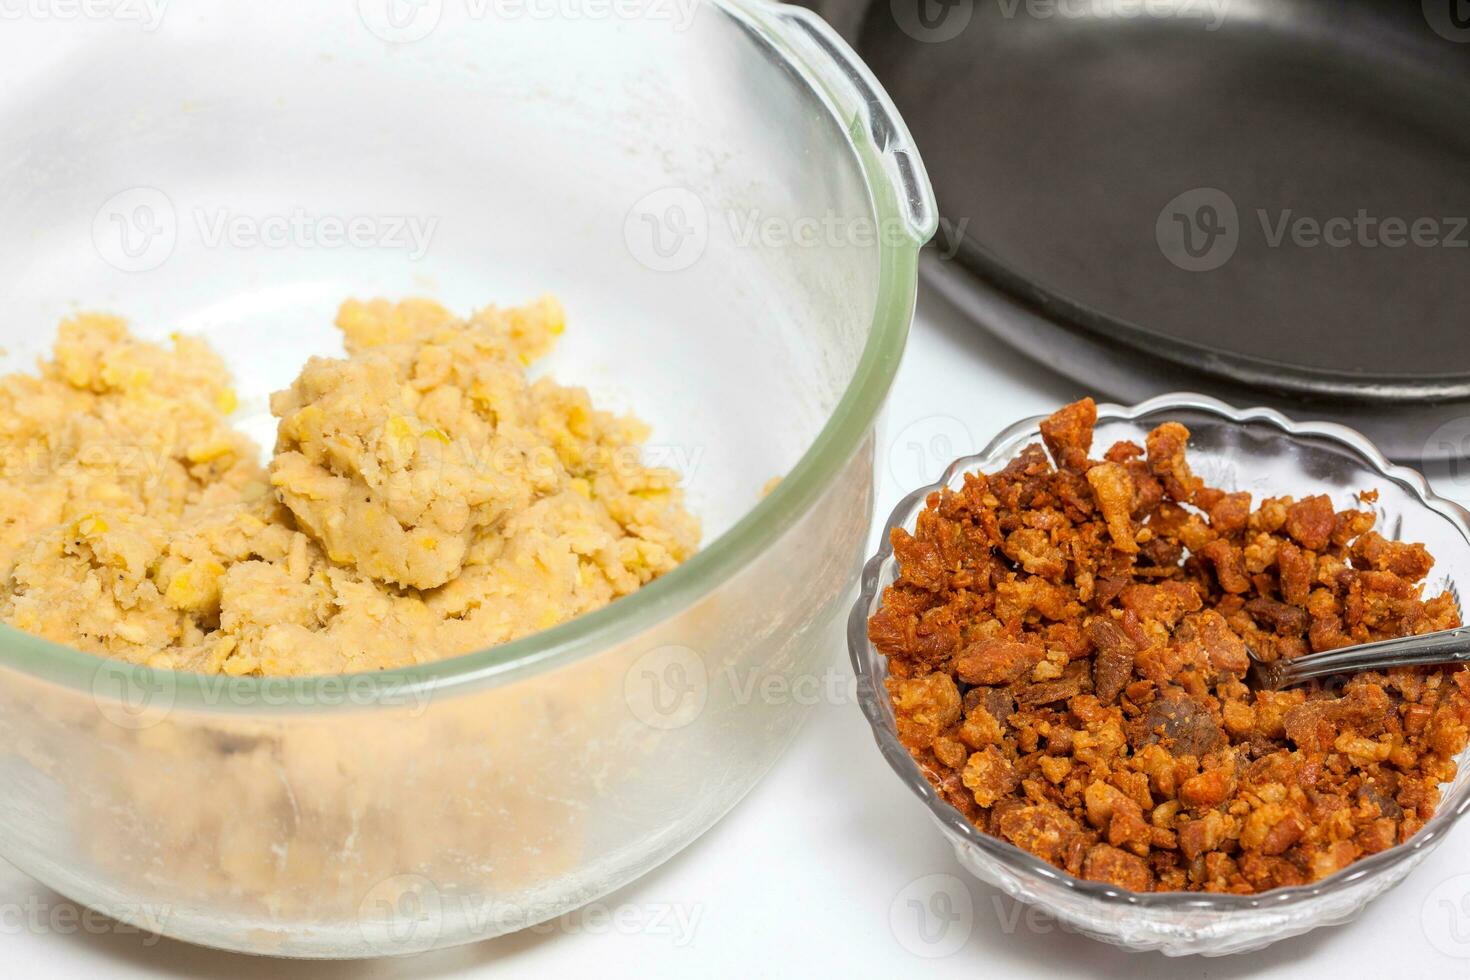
(872, 399), (1470, 894)
(0, 298), (698, 675)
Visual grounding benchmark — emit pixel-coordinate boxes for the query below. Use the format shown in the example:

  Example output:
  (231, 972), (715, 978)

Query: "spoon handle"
(1279, 625), (1470, 685)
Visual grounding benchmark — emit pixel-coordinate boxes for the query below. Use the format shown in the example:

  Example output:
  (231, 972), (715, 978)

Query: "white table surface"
(9, 283), (1470, 977)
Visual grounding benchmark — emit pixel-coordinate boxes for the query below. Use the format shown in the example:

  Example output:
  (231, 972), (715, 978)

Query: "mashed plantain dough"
(0, 297), (699, 675)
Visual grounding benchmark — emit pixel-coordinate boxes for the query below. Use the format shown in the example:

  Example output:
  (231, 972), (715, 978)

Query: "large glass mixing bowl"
(0, 0), (935, 956)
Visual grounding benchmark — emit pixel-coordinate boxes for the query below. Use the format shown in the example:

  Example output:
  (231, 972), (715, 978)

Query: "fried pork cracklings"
(0, 297), (698, 675)
(871, 399), (1470, 893)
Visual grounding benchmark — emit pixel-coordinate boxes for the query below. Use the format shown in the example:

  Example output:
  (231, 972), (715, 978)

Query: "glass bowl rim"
(848, 391), (1470, 911)
(0, 0), (935, 711)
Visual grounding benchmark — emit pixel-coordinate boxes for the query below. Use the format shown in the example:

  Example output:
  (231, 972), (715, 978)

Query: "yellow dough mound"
(0, 298), (699, 676)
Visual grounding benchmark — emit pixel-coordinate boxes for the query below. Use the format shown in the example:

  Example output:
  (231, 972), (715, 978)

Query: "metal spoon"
(1247, 625), (1470, 692)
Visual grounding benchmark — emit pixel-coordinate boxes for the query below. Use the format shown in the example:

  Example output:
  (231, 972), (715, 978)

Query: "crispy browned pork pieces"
(872, 399), (1470, 893)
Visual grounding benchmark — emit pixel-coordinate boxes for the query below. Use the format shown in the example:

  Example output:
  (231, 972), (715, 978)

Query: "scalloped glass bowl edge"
(848, 392), (1470, 956)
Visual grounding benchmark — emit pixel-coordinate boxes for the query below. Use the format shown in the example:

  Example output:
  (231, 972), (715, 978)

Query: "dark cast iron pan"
(802, 0), (1470, 460)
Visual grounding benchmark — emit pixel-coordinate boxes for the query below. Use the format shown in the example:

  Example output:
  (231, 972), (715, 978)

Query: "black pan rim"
(942, 224), (1470, 402)
(842, 0), (1470, 400)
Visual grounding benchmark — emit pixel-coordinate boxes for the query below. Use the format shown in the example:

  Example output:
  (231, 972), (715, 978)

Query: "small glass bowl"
(849, 393), (1470, 956)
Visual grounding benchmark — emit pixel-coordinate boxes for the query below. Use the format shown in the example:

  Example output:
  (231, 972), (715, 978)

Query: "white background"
(8, 284), (1470, 977)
